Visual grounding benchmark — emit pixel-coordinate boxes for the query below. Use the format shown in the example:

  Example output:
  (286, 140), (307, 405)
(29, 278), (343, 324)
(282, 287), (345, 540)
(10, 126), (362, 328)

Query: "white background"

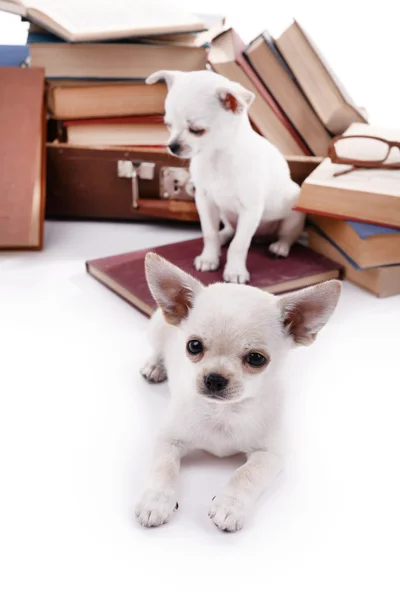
(1, 2), (400, 599)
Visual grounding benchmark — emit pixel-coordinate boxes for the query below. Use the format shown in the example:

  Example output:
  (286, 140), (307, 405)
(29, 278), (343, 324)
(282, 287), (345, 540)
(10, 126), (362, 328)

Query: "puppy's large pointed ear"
(216, 82), (255, 114)
(278, 280), (342, 346)
(145, 253), (203, 326)
(145, 70), (181, 90)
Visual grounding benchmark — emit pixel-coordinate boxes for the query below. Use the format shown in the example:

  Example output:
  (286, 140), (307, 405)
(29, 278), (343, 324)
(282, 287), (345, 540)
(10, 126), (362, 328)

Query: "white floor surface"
(1, 220), (399, 599)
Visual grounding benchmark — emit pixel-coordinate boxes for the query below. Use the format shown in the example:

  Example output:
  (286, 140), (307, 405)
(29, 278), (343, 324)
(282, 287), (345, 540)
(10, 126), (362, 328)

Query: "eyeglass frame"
(327, 134), (400, 177)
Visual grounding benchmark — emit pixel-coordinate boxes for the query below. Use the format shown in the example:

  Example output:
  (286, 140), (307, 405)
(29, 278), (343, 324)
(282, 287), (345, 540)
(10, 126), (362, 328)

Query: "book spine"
(232, 30), (311, 156)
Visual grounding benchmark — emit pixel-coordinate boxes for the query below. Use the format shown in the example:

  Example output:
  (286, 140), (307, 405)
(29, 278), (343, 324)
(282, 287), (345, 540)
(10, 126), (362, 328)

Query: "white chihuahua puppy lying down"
(146, 69), (305, 284)
(136, 253), (341, 532)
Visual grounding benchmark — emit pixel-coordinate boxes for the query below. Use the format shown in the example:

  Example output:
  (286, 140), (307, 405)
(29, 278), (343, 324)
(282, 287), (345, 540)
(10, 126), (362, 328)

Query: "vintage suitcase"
(45, 143), (322, 223)
(45, 144), (198, 222)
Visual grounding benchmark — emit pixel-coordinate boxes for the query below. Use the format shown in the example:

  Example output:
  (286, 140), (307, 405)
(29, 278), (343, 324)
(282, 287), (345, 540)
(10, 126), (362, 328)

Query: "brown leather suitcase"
(46, 144), (199, 222)
(45, 143), (322, 223)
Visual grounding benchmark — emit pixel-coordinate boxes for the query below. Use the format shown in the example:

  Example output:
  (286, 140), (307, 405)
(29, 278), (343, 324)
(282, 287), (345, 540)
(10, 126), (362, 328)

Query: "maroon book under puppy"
(86, 237), (342, 316)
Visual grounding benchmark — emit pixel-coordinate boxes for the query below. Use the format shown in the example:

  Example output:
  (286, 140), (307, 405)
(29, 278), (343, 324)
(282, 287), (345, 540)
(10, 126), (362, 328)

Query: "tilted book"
(308, 228), (400, 298)
(309, 215), (400, 269)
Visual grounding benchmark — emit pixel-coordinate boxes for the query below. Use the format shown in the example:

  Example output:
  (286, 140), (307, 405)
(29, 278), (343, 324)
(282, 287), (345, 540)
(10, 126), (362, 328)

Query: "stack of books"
(296, 124), (400, 298)
(0, 1), (225, 148)
(208, 22), (367, 156)
(1, 1), (367, 158)
(17, 3), (224, 149)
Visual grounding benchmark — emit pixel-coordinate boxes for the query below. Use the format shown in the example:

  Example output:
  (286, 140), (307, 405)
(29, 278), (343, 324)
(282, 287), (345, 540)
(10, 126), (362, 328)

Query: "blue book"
(0, 45), (29, 67)
(346, 221), (400, 239)
(309, 216), (400, 269)
(308, 227), (400, 298)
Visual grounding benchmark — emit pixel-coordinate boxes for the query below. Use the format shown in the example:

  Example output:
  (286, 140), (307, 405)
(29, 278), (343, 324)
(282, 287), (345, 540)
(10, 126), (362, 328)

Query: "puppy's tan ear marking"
(220, 92), (239, 113)
(145, 70), (181, 90)
(145, 252), (203, 326)
(279, 280), (342, 346)
(216, 84), (255, 114)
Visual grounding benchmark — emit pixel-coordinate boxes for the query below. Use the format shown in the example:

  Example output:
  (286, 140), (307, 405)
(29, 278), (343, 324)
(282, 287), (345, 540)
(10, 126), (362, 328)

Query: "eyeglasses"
(327, 135), (400, 177)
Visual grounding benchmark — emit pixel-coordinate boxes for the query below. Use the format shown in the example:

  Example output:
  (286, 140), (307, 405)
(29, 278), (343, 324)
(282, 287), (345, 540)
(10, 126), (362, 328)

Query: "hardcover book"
(296, 124), (400, 228)
(208, 28), (310, 156)
(308, 229), (400, 298)
(86, 237), (342, 317)
(275, 20), (367, 135)
(309, 215), (400, 268)
(0, 67), (46, 249)
(0, 0), (205, 42)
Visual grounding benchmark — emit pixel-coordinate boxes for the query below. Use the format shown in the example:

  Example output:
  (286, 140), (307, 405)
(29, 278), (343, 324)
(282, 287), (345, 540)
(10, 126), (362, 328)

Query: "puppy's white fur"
(146, 69), (305, 284)
(135, 254), (341, 532)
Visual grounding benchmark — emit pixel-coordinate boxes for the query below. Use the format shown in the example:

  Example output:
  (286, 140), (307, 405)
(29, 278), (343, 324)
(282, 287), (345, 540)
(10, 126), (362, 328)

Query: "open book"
(0, 0), (204, 42)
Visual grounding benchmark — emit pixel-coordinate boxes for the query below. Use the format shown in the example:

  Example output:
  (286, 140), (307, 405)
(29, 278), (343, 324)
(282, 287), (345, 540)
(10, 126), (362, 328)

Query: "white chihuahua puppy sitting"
(135, 253), (341, 532)
(146, 69), (305, 284)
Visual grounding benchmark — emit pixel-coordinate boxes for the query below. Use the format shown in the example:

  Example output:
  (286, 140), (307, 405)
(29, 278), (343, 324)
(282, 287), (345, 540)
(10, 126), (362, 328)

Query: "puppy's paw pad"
(140, 361), (167, 383)
(223, 265), (250, 284)
(208, 495), (246, 532)
(135, 490), (176, 528)
(269, 240), (290, 258)
(194, 254), (220, 272)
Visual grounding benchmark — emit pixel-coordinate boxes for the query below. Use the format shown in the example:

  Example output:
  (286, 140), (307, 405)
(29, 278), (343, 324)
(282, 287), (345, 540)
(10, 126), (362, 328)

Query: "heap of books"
(18, 2), (223, 148)
(296, 124), (400, 298)
(0, 1), (368, 157)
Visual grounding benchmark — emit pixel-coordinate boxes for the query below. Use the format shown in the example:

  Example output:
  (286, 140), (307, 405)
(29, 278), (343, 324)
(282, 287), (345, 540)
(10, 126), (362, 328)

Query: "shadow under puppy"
(136, 253), (341, 532)
(146, 69), (305, 284)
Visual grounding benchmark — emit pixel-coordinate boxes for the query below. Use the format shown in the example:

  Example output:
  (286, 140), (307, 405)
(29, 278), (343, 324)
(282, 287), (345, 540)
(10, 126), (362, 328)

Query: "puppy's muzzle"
(203, 372), (229, 394)
(168, 142), (182, 156)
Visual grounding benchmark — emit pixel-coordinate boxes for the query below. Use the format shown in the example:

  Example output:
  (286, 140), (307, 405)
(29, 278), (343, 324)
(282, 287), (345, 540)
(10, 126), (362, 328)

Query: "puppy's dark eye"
(187, 339), (203, 355)
(245, 352), (267, 368)
(188, 127), (206, 136)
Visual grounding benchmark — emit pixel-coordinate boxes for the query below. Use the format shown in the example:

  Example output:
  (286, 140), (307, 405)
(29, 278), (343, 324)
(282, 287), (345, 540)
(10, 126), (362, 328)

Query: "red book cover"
(86, 237), (342, 317)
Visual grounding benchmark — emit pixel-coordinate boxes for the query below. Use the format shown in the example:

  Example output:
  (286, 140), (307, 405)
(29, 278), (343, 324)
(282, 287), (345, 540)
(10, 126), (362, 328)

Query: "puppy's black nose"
(168, 142), (181, 155)
(204, 372), (228, 393)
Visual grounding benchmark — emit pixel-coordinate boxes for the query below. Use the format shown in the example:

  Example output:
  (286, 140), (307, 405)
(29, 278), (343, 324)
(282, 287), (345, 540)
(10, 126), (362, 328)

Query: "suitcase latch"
(117, 161), (156, 209)
(160, 167), (195, 201)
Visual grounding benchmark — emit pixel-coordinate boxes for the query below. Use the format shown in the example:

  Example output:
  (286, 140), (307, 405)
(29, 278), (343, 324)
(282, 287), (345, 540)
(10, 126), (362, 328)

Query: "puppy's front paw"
(135, 490), (177, 528)
(223, 263), (250, 284)
(269, 240), (290, 258)
(208, 494), (247, 532)
(140, 360), (167, 383)
(194, 254), (220, 272)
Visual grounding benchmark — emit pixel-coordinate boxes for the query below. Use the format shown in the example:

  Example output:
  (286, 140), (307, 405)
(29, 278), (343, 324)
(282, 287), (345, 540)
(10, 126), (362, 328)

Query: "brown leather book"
(0, 67), (46, 249)
(86, 238), (342, 316)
